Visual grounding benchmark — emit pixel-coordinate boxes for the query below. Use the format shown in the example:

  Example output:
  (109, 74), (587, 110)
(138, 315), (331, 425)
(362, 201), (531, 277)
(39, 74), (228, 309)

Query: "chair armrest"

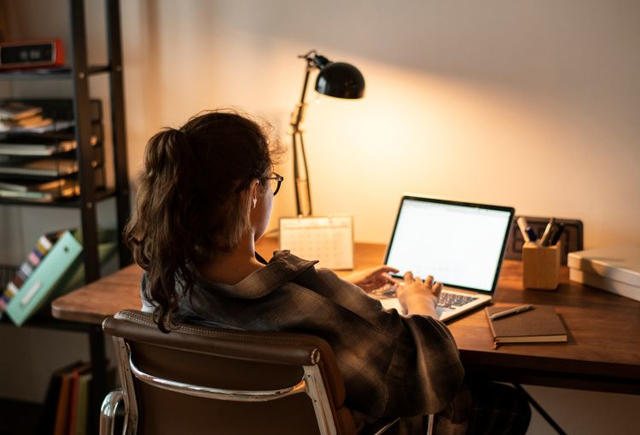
(100, 389), (124, 435)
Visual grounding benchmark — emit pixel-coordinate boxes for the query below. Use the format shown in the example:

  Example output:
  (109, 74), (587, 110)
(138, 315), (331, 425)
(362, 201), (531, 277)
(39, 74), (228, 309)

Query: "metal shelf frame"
(0, 1), (131, 433)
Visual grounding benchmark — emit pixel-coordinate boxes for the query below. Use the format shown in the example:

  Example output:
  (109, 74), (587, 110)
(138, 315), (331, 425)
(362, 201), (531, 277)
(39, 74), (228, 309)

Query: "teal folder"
(6, 230), (83, 326)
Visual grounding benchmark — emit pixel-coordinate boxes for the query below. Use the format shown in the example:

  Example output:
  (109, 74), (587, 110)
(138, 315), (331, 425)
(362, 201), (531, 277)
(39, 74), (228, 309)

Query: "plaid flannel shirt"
(143, 250), (464, 421)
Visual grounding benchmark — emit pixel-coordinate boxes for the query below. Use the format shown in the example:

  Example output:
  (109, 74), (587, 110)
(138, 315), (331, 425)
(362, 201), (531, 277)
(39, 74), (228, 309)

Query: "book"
(37, 360), (86, 435)
(0, 157), (78, 178)
(73, 371), (92, 435)
(569, 268), (640, 302)
(0, 113), (51, 127)
(568, 246), (640, 287)
(0, 101), (42, 121)
(0, 99), (102, 124)
(0, 119), (74, 134)
(0, 187), (78, 202)
(485, 305), (568, 349)
(67, 363), (91, 435)
(0, 121), (103, 145)
(0, 139), (77, 156)
(0, 177), (77, 193)
(0, 178), (80, 202)
(54, 369), (73, 435)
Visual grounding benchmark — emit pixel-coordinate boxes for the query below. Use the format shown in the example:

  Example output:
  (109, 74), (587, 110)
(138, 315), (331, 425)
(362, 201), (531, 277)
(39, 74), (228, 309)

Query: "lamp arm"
(290, 66), (312, 133)
(289, 60), (317, 216)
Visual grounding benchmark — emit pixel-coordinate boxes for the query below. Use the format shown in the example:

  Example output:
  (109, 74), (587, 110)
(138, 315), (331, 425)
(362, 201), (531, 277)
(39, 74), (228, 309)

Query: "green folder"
(6, 230), (83, 326)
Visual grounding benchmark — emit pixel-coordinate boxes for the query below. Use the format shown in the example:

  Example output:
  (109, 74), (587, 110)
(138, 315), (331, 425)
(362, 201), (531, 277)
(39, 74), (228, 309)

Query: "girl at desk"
(124, 110), (530, 435)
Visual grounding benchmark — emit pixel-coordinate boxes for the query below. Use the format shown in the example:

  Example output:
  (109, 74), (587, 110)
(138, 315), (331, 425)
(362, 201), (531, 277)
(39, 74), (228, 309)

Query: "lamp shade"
(315, 62), (365, 99)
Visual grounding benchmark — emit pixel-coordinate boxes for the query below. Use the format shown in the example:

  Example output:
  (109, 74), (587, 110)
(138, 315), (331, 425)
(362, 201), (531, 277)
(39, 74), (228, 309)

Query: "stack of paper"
(568, 246), (640, 302)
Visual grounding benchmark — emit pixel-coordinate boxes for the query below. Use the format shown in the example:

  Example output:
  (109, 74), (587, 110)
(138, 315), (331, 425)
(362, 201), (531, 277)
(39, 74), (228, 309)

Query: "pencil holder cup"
(522, 241), (561, 290)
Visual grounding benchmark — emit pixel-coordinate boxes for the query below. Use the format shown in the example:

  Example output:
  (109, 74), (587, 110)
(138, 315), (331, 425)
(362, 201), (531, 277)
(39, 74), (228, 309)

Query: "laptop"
(372, 195), (515, 322)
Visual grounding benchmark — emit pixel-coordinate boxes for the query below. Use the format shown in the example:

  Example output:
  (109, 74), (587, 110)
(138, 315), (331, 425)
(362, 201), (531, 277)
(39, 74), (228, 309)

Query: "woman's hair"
(124, 110), (281, 332)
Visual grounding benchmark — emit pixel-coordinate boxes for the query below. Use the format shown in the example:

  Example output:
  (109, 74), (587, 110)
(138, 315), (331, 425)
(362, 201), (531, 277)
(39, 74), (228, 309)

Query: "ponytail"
(126, 128), (196, 332)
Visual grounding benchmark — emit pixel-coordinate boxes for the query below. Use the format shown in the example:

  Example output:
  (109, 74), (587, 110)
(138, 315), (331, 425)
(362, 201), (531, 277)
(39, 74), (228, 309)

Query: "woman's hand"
(345, 265), (399, 292)
(396, 272), (442, 318)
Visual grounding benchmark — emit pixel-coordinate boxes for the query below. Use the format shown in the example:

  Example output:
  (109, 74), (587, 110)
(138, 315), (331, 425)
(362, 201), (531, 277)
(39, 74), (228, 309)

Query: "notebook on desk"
(372, 195), (514, 322)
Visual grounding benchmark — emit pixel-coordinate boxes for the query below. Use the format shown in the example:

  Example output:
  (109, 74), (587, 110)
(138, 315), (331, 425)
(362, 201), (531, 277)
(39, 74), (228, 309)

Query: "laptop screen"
(384, 196), (514, 293)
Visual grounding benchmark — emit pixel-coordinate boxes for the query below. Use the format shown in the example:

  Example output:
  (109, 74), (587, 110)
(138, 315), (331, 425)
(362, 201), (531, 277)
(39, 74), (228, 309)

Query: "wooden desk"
(52, 239), (640, 395)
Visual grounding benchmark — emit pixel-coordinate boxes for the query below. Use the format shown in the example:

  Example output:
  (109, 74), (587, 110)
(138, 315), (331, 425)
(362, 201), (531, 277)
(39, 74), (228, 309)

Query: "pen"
(550, 222), (565, 245)
(517, 217), (530, 243)
(543, 224), (558, 247)
(489, 304), (533, 320)
(525, 226), (538, 244)
(540, 218), (556, 247)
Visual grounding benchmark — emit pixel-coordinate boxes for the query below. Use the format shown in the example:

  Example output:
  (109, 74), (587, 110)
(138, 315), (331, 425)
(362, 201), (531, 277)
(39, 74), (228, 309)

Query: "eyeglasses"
(263, 173), (284, 196)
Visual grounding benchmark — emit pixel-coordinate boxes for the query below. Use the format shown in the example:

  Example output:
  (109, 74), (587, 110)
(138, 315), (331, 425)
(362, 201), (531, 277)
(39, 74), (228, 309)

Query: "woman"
(125, 110), (529, 434)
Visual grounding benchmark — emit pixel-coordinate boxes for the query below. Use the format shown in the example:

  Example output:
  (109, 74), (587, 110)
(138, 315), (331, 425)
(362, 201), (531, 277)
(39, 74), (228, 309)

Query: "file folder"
(6, 230), (82, 326)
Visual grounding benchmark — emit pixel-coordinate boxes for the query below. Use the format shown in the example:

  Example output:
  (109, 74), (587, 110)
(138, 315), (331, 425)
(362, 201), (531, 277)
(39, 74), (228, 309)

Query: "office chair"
(100, 310), (400, 435)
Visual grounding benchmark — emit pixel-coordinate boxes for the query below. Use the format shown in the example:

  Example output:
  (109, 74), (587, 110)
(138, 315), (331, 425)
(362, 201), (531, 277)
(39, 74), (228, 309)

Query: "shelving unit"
(0, 0), (130, 432)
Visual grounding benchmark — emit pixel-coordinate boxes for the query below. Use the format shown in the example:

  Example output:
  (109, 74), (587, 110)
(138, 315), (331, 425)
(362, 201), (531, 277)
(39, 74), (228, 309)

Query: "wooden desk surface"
(52, 238), (640, 394)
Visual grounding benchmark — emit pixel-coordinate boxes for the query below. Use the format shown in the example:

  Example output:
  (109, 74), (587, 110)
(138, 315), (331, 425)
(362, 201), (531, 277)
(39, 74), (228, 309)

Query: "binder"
(5, 230), (83, 326)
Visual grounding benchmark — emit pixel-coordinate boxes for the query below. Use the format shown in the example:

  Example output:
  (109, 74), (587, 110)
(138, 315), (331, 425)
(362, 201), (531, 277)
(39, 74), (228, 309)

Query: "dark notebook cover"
(485, 305), (568, 348)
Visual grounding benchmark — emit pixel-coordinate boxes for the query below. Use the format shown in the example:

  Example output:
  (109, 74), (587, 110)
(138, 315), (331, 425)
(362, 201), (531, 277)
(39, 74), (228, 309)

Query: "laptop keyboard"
(370, 285), (479, 310)
(437, 292), (478, 309)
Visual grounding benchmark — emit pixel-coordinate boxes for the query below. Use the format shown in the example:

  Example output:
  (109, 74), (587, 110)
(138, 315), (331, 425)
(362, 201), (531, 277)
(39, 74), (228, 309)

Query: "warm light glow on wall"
(121, 12), (640, 249)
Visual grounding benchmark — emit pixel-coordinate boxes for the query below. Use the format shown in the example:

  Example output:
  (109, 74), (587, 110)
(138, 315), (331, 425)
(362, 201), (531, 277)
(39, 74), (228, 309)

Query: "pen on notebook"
(489, 304), (533, 320)
(540, 218), (556, 247)
(517, 217), (530, 243)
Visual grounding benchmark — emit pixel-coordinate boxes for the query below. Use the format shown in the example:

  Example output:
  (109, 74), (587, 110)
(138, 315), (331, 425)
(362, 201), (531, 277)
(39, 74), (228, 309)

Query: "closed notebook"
(485, 305), (568, 348)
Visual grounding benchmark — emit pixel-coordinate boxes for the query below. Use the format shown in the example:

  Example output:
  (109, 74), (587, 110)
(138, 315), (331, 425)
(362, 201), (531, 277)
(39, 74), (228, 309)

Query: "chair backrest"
(102, 310), (356, 435)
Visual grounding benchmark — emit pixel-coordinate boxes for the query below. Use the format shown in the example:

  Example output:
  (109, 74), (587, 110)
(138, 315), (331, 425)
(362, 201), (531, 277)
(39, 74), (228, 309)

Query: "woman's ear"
(250, 179), (259, 209)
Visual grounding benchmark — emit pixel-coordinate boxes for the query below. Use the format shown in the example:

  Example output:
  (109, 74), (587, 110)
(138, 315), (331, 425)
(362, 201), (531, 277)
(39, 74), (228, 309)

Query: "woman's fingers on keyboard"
(432, 282), (443, 299)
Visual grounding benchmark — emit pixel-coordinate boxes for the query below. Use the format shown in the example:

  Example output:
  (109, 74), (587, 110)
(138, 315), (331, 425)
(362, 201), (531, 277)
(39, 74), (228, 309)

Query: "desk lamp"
(289, 50), (365, 216)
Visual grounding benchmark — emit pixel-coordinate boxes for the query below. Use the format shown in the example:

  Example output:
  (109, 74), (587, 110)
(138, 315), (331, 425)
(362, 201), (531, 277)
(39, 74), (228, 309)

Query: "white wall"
(120, 0), (640, 249)
(1, 1), (639, 433)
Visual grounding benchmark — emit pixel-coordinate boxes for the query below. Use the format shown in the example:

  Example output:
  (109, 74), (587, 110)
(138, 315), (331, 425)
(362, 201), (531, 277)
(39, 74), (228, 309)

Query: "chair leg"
(100, 389), (124, 435)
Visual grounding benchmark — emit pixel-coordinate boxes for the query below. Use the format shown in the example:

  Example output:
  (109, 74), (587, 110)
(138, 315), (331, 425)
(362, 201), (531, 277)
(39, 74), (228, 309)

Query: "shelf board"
(0, 65), (111, 81)
(0, 309), (97, 332)
(0, 187), (117, 208)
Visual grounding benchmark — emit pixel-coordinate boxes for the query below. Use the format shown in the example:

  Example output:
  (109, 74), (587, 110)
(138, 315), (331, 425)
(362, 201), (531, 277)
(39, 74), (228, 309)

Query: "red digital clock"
(0, 39), (65, 70)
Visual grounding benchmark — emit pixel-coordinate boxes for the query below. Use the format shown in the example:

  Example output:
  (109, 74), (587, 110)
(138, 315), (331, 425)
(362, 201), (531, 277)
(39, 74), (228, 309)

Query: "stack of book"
(0, 101), (49, 132)
(38, 361), (93, 435)
(0, 101), (74, 134)
(568, 246), (640, 302)
(0, 99), (104, 202)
